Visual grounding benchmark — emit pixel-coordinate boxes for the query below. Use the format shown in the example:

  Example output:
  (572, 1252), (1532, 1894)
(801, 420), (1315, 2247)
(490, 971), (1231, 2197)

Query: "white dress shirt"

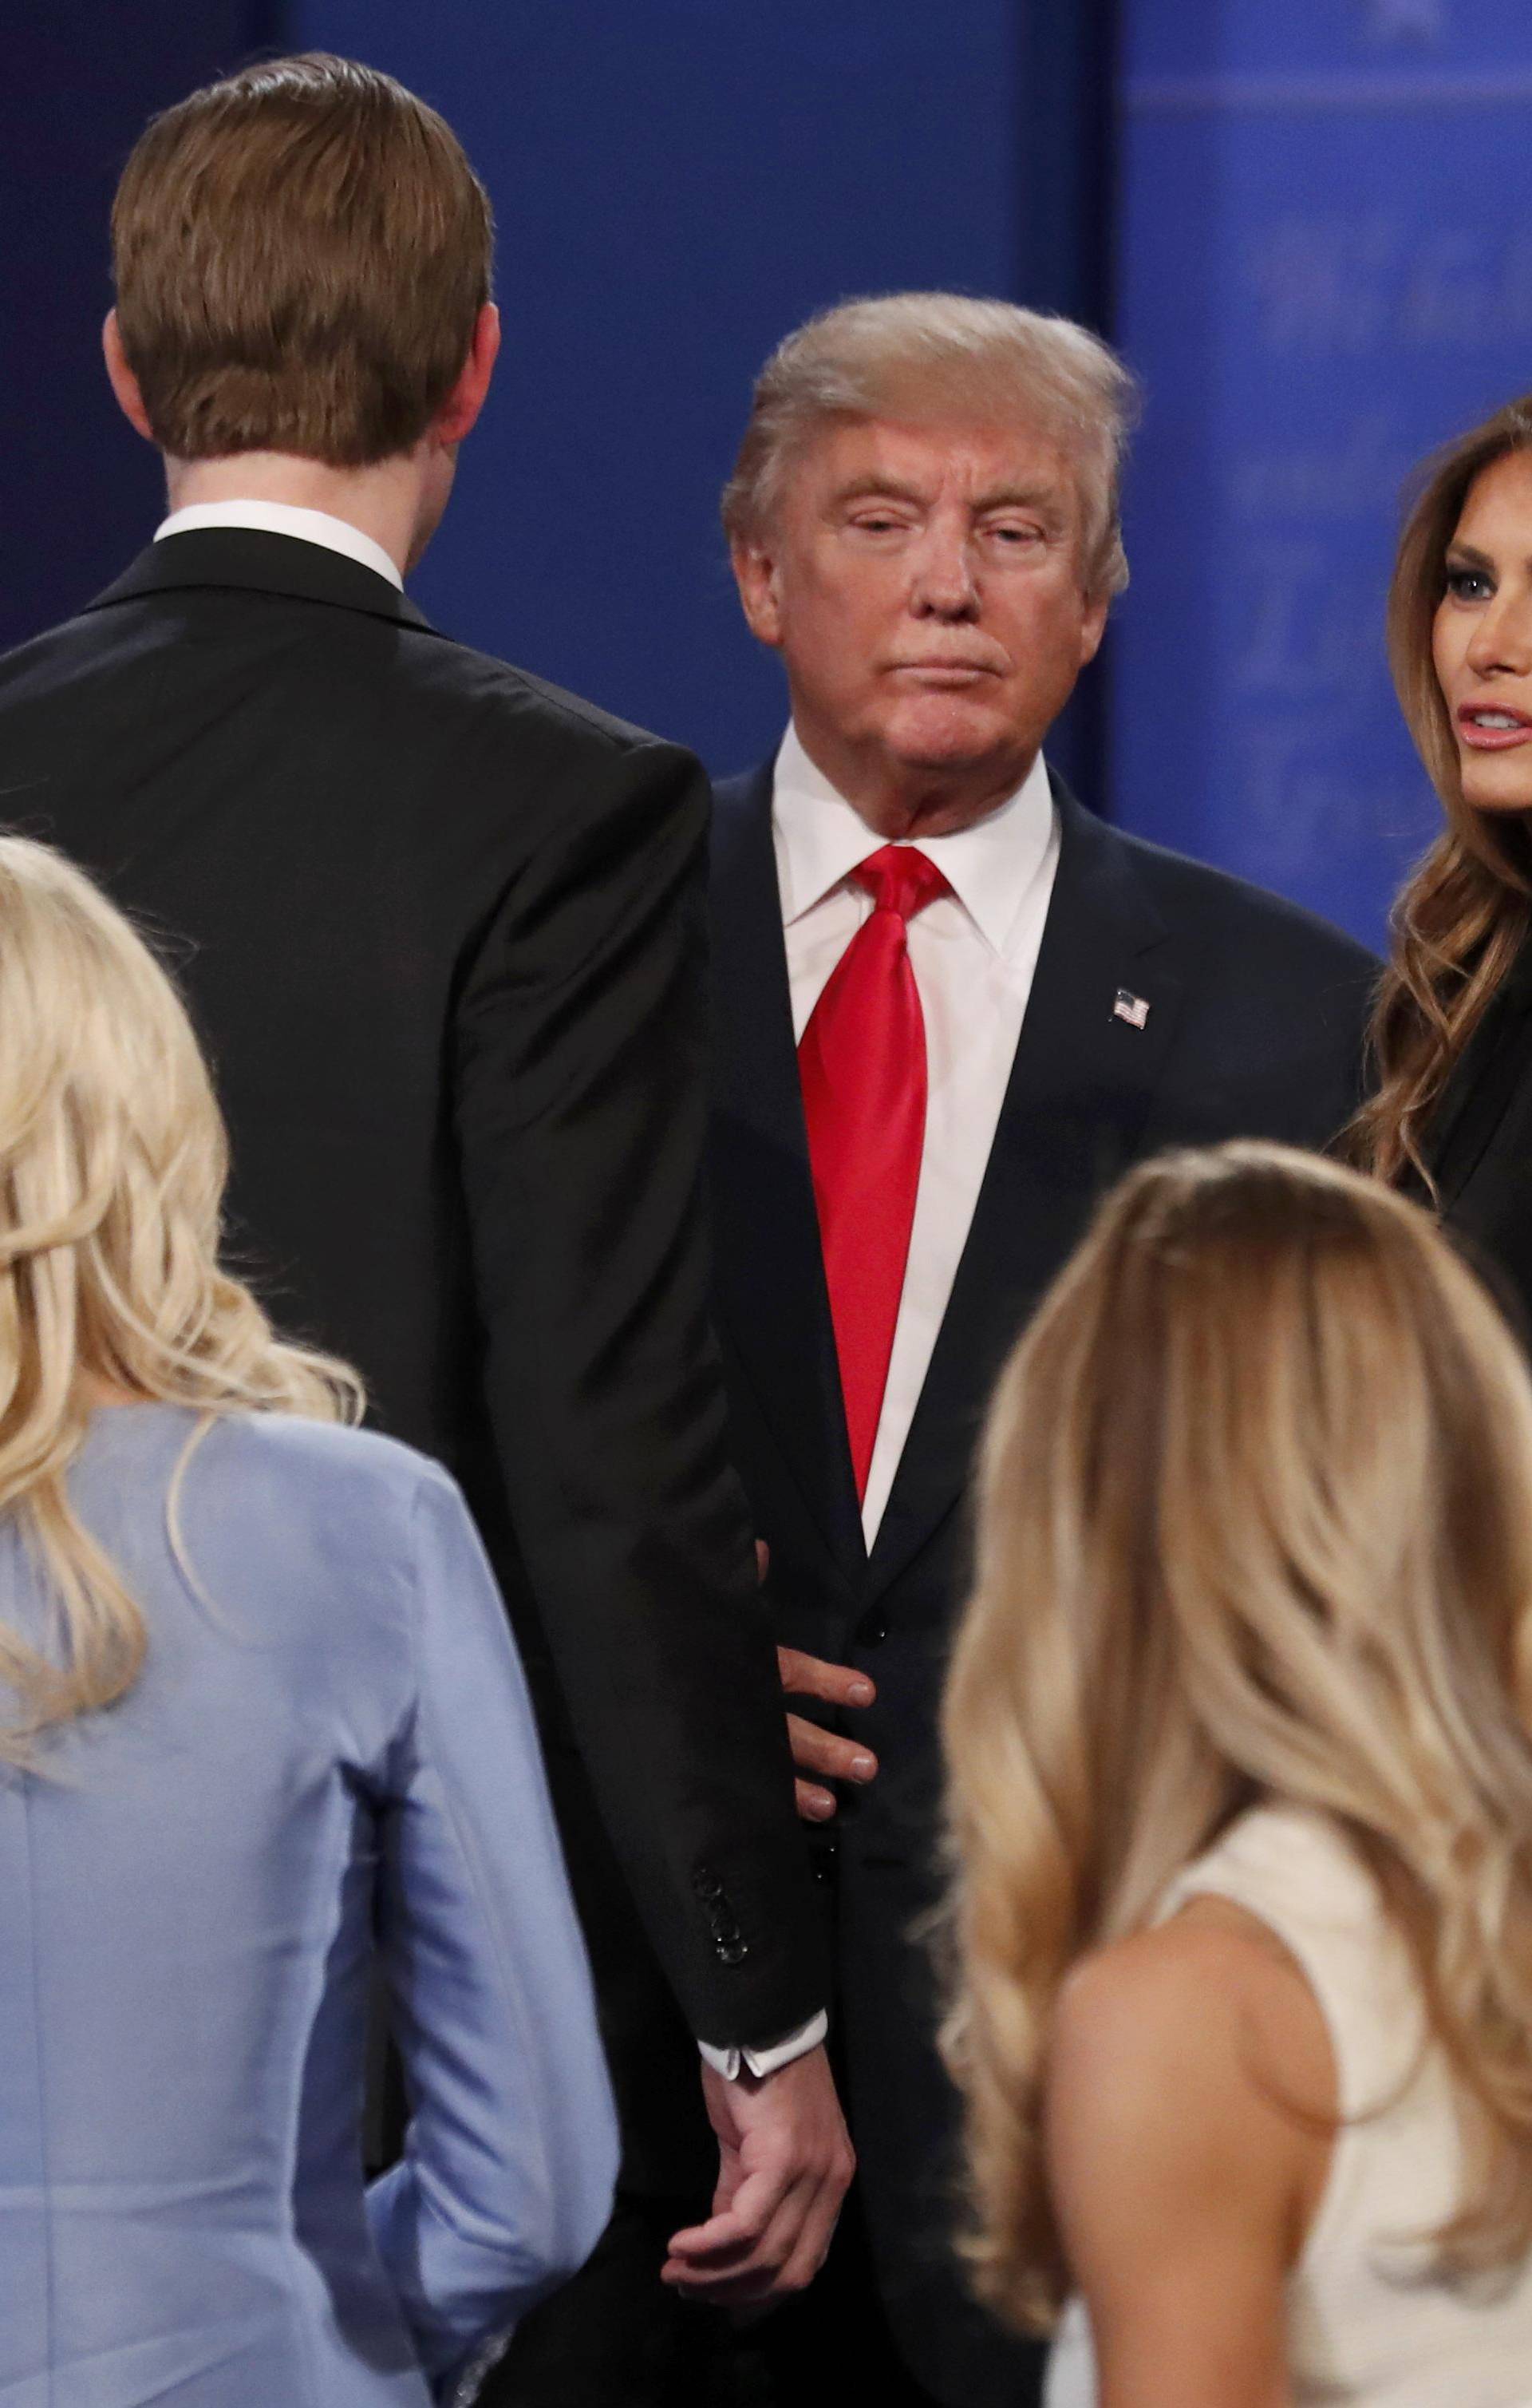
(773, 723), (1060, 1548)
(155, 498), (405, 591)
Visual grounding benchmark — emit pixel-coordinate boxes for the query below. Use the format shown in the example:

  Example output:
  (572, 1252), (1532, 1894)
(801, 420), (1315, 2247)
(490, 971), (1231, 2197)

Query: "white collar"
(771, 723), (1056, 960)
(154, 500), (405, 593)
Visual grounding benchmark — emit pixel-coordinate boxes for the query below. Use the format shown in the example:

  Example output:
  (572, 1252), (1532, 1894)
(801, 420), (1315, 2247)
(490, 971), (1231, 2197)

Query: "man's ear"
(1078, 589), (1110, 669)
(432, 303), (501, 449)
(731, 535), (785, 649)
(102, 311), (155, 444)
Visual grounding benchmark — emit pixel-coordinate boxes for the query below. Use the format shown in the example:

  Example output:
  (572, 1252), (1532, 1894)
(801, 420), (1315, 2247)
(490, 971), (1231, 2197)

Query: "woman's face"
(1433, 449), (1532, 814)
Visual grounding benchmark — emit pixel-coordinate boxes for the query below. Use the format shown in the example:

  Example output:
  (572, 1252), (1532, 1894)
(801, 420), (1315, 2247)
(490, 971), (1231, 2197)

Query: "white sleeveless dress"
(1044, 1806), (1532, 2407)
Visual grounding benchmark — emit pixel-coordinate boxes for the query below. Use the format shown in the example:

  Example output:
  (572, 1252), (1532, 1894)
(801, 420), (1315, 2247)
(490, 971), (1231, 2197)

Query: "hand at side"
(661, 2043), (855, 2303)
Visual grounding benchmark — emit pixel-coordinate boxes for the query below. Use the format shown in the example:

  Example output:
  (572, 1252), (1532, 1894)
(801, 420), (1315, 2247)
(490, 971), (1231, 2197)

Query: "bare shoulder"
(1047, 1900), (1334, 2268)
(1051, 1898), (1328, 2089)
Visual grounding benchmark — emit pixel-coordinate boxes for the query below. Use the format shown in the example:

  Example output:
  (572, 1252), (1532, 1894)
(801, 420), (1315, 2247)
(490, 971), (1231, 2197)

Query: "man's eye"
(989, 524), (1043, 546)
(1445, 566), (1493, 601)
(852, 514), (903, 535)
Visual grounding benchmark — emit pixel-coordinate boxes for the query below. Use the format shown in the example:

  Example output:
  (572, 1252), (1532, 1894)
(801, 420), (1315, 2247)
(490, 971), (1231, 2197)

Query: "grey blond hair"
(722, 293), (1140, 599)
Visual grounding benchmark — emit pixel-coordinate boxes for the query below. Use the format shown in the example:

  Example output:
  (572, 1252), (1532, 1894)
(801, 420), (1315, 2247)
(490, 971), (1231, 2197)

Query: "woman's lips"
(1458, 704), (1532, 750)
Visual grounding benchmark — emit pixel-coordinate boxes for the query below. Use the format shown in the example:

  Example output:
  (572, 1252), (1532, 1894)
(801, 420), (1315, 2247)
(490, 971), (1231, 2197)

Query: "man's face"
(733, 414), (1109, 834)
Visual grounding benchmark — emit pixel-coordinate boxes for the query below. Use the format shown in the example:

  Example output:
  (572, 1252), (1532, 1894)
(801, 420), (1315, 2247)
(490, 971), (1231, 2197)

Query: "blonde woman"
(942, 1142), (1532, 2406)
(0, 839), (615, 2405)
(1355, 393), (1532, 1311)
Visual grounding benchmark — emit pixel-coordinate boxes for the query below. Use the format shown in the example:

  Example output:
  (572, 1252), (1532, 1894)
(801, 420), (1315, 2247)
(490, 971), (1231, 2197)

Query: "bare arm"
(1043, 1903), (1333, 2408)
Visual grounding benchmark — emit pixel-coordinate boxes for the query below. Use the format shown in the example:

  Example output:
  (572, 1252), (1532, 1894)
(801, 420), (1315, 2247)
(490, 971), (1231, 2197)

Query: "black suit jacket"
(0, 531), (827, 2068)
(709, 762), (1379, 2408)
(1413, 933), (1532, 1340)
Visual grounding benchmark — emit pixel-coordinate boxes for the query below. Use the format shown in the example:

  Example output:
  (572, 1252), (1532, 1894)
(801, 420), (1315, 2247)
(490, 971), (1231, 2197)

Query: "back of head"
(942, 1140), (1532, 2323)
(111, 52), (493, 466)
(0, 836), (357, 1762)
(722, 291), (1139, 601)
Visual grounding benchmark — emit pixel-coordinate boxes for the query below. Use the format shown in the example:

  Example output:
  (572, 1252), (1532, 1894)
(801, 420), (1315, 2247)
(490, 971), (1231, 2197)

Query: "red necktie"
(798, 845), (950, 1501)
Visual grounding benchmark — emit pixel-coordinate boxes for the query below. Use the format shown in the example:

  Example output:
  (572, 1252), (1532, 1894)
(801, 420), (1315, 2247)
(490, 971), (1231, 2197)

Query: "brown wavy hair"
(941, 1144), (1532, 2332)
(1351, 398), (1532, 1184)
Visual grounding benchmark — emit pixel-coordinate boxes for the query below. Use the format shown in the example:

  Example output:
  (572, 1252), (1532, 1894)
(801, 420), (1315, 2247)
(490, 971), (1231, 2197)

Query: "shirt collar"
(154, 499), (405, 594)
(771, 722), (1056, 959)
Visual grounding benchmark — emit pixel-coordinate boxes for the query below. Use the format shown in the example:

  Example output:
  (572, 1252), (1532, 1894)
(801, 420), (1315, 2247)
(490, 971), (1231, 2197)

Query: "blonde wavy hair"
(0, 835), (361, 1764)
(940, 1141), (1532, 2333)
(1351, 397), (1532, 1185)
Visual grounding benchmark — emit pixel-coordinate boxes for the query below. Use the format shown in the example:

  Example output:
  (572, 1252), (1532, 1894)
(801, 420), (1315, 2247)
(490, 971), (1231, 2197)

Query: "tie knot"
(851, 844), (949, 923)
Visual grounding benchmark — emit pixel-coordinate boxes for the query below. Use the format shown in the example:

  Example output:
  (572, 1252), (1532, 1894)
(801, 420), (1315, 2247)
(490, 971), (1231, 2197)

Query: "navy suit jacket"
(708, 761), (1379, 2408)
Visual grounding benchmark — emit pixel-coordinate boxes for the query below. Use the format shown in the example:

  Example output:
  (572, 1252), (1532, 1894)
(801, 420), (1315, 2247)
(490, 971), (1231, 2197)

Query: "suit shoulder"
(709, 766), (775, 864)
(0, 594), (697, 788)
(712, 769), (765, 817)
(401, 629), (693, 768)
(188, 1411), (462, 1561)
(1111, 822), (1380, 982)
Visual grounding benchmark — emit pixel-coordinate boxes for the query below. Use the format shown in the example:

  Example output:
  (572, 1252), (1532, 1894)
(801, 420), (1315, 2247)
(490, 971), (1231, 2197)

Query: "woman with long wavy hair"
(941, 1142), (1532, 2406)
(0, 836), (615, 2406)
(1352, 395), (1532, 1279)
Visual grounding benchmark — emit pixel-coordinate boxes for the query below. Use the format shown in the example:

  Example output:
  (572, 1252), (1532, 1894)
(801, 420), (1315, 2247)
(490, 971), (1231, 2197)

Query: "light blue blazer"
(0, 1403), (618, 2406)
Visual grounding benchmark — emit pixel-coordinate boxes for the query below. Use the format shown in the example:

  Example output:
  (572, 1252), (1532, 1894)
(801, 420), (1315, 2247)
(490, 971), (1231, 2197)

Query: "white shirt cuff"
(697, 2009), (829, 2081)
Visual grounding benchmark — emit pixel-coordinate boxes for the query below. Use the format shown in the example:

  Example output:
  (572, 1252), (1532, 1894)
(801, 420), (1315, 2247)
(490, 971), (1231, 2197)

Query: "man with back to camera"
(0, 52), (854, 2391)
(701, 295), (1378, 2405)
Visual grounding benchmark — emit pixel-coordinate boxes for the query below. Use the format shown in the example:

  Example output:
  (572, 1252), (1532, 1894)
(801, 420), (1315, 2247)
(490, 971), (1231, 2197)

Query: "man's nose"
(908, 529), (979, 619)
(1466, 590), (1532, 679)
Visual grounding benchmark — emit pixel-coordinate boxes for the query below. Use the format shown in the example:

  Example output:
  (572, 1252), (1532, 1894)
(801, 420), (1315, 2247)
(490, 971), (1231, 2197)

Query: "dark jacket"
(1413, 931), (1532, 1346)
(0, 531), (827, 2088)
(708, 761), (1380, 2408)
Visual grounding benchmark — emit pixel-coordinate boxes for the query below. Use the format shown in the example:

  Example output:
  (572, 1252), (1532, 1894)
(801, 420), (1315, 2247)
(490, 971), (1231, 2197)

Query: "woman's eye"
(1446, 566), (1493, 601)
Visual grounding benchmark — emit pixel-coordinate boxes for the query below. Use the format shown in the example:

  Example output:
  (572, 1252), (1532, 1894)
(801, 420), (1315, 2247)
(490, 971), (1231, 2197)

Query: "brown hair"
(111, 53), (494, 467)
(1351, 399), (1532, 1184)
(941, 1142), (1532, 2330)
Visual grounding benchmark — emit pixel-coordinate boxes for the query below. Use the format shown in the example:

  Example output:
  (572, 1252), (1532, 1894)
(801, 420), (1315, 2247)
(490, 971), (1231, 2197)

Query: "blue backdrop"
(6, 3), (1122, 788)
(23, 5), (1520, 943)
(288, 2), (1030, 781)
(1112, 0), (1532, 947)
(0, 5), (274, 654)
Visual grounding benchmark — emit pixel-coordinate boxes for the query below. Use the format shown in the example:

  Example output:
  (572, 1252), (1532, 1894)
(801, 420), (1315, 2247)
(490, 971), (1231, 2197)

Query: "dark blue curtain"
(1016, 0), (1120, 800)
(2, 4), (1117, 789)
(1110, 0), (1532, 947)
(0, 7), (274, 650)
(289, 0), (1031, 780)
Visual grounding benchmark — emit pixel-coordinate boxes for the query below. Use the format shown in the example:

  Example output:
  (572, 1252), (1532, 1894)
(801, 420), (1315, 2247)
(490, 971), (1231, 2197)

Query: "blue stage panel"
(1112, 1), (1532, 947)
(288, 1), (1021, 778)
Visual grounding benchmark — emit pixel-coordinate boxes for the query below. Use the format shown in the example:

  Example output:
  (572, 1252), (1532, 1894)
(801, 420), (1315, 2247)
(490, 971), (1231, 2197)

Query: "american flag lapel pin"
(1113, 987), (1151, 1031)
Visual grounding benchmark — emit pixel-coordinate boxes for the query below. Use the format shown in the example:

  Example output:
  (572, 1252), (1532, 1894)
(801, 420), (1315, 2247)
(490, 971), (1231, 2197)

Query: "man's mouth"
(887, 660), (998, 683)
(1459, 703), (1532, 750)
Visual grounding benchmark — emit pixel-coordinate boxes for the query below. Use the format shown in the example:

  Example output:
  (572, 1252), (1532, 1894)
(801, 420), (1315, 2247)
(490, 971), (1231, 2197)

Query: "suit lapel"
(866, 784), (1185, 1601)
(709, 769), (865, 1572)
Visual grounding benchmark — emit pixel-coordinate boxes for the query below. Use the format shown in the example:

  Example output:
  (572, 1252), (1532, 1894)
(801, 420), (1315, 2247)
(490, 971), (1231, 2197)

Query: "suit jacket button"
(693, 1865), (725, 1900)
(715, 1936), (750, 1967)
(859, 1617), (889, 1647)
